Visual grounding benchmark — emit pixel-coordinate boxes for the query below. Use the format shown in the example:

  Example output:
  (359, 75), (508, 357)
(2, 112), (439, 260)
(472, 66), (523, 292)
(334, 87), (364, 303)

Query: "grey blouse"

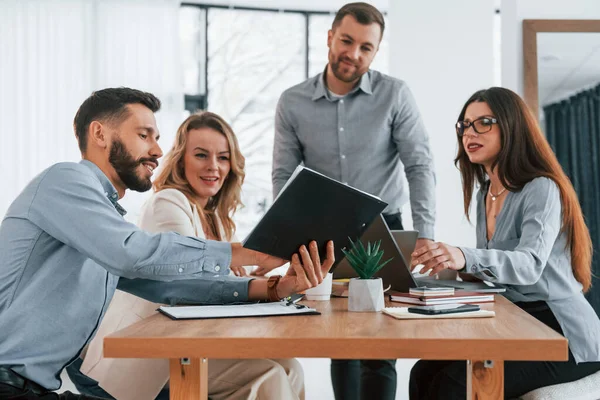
(459, 177), (600, 363)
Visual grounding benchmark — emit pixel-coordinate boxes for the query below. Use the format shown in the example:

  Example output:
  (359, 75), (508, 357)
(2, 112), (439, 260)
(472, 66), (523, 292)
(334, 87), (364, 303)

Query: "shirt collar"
(79, 160), (127, 216)
(312, 67), (373, 101)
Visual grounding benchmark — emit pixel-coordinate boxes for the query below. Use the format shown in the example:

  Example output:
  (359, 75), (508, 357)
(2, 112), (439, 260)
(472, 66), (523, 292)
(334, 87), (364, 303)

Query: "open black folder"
(243, 166), (388, 269)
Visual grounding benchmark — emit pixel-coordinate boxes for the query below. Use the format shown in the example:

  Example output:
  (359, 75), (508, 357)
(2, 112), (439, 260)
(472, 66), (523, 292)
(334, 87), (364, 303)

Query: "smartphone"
(407, 304), (480, 315)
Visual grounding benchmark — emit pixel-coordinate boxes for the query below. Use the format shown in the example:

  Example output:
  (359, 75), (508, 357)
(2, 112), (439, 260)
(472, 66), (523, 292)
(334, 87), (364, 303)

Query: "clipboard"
(158, 301), (320, 320)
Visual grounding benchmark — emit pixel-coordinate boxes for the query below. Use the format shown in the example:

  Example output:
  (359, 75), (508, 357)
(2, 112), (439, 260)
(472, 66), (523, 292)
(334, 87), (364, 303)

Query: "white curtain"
(0, 0), (184, 221)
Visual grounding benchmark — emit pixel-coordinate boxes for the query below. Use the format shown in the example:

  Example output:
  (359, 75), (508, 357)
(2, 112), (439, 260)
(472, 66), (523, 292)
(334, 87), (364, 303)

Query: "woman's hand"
(230, 266), (249, 277)
(230, 243), (286, 274)
(411, 241), (466, 276)
(251, 251), (287, 276)
(276, 240), (335, 298)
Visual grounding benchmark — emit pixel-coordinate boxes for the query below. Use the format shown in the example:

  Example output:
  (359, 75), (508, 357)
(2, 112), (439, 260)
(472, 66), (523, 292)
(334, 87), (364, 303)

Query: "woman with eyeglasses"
(407, 87), (600, 399)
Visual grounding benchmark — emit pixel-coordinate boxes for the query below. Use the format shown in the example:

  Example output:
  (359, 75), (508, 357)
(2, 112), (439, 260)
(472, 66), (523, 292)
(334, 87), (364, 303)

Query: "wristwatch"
(267, 275), (283, 302)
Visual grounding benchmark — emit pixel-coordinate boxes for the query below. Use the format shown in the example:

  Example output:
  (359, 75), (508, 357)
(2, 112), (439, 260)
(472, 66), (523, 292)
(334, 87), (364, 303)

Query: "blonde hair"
(153, 112), (245, 241)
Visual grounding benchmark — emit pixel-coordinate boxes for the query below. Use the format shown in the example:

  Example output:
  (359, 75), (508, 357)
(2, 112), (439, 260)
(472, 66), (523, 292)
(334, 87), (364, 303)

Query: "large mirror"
(523, 20), (600, 313)
(523, 19), (600, 120)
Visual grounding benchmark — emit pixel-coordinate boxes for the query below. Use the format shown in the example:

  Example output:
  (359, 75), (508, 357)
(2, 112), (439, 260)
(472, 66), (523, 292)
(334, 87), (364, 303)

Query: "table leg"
(467, 359), (504, 400)
(169, 357), (208, 400)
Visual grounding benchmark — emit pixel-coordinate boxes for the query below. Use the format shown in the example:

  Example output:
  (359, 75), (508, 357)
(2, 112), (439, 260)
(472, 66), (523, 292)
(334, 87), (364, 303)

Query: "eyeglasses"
(455, 117), (498, 137)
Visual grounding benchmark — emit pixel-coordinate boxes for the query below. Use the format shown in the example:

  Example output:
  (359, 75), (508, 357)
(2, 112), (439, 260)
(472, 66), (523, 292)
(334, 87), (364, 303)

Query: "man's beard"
(330, 54), (363, 83)
(108, 138), (157, 193)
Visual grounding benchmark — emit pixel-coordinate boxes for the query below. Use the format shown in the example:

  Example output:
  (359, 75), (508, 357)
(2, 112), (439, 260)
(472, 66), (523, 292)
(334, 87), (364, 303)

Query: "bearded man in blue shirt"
(0, 87), (334, 399)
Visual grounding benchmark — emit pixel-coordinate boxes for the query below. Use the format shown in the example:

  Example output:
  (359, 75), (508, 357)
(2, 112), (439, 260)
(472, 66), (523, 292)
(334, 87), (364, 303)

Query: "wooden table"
(104, 296), (568, 400)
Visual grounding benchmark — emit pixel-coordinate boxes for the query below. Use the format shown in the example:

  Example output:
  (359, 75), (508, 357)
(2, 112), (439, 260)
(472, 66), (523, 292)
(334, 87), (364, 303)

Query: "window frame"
(181, 3), (341, 113)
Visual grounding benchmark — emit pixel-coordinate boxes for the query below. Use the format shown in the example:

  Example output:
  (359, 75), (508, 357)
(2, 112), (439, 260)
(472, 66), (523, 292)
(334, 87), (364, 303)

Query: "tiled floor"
(59, 358), (418, 399)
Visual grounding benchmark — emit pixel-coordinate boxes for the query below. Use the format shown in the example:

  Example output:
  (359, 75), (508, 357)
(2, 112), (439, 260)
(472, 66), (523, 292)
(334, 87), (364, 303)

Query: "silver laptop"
(333, 215), (418, 291)
(333, 214), (505, 293)
(391, 230), (419, 267)
(390, 230), (506, 293)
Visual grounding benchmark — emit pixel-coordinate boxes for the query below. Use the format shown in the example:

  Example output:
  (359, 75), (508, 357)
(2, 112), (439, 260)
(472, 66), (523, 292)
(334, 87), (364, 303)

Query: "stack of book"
(389, 290), (494, 306)
(409, 287), (454, 297)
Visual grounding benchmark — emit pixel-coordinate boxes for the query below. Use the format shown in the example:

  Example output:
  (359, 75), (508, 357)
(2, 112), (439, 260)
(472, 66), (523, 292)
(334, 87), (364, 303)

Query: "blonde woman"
(71, 112), (306, 400)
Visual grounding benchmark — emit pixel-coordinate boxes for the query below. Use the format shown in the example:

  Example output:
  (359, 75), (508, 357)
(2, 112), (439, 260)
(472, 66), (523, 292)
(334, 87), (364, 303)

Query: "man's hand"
(410, 241), (466, 276)
(276, 240), (335, 299)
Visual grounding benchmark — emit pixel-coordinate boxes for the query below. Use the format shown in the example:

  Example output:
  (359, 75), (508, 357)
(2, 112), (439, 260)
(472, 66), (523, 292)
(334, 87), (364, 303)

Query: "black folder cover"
(242, 167), (388, 269)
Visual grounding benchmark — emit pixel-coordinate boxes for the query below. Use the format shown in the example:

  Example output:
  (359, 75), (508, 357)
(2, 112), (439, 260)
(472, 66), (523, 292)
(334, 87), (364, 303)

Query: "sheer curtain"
(0, 0), (184, 221)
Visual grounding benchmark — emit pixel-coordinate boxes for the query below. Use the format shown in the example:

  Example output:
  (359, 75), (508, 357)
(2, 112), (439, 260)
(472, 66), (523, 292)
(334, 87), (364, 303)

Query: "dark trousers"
(65, 358), (169, 400)
(0, 386), (106, 400)
(330, 212), (403, 400)
(0, 365), (107, 400)
(409, 301), (600, 399)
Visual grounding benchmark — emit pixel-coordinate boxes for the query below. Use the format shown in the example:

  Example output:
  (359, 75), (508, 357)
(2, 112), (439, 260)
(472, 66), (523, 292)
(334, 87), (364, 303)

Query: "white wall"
(182, 0), (388, 12)
(389, 0), (496, 247)
(501, 0), (600, 96)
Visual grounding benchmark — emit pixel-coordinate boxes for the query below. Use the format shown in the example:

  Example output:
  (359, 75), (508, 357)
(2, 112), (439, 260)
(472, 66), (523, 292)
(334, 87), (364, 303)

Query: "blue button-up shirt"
(273, 69), (436, 239)
(0, 160), (251, 390)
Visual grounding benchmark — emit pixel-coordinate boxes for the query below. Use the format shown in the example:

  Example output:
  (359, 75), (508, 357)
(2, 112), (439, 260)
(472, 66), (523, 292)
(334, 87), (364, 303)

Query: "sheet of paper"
(382, 307), (495, 320)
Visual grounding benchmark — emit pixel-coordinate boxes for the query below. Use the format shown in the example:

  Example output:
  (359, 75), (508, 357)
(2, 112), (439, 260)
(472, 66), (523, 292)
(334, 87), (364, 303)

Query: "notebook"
(158, 302), (320, 320)
(243, 166), (388, 267)
(383, 307), (495, 320)
(389, 291), (495, 306)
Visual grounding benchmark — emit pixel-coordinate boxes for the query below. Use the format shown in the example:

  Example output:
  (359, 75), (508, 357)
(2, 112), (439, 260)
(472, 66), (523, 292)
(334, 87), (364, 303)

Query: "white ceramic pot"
(348, 277), (384, 312)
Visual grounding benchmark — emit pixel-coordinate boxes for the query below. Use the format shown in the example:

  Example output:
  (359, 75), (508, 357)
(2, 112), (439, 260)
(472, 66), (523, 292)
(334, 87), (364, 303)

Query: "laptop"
(391, 230), (506, 293)
(333, 214), (506, 293)
(391, 230), (419, 267)
(333, 214), (418, 291)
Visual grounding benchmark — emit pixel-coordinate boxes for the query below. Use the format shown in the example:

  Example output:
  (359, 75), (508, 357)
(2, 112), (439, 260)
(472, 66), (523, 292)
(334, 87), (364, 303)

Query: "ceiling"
(538, 32), (600, 107)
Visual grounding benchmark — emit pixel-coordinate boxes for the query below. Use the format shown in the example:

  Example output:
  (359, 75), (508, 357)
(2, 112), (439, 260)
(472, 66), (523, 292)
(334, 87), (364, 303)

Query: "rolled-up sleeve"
(27, 164), (231, 280)
(459, 178), (562, 285)
(117, 275), (252, 305)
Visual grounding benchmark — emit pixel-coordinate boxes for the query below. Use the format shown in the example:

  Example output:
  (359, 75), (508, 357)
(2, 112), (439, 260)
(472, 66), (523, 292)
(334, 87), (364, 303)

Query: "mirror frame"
(523, 19), (600, 120)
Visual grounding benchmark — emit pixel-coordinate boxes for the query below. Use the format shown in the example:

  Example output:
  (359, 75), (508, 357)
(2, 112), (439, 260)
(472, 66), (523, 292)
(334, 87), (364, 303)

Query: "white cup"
(304, 273), (333, 301)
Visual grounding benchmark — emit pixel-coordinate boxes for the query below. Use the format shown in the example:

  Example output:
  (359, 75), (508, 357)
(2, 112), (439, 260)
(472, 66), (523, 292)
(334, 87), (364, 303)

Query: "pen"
(285, 294), (304, 306)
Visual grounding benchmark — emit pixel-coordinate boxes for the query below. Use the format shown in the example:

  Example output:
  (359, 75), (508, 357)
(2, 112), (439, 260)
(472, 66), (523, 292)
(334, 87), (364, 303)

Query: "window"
(180, 4), (389, 238)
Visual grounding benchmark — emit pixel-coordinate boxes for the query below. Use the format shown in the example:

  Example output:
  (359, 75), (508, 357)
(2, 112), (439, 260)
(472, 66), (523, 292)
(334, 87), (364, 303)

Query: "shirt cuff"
(458, 247), (498, 280)
(218, 277), (252, 303)
(202, 240), (232, 275)
(414, 224), (434, 241)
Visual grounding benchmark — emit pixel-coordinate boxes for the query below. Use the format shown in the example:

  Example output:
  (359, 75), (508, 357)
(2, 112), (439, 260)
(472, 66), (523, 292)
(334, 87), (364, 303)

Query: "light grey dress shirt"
(273, 69), (436, 239)
(459, 177), (600, 363)
(0, 160), (252, 390)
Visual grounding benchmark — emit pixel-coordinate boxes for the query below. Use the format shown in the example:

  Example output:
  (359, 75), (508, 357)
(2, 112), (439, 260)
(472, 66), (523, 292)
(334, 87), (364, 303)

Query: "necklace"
(488, 184), (507, 201)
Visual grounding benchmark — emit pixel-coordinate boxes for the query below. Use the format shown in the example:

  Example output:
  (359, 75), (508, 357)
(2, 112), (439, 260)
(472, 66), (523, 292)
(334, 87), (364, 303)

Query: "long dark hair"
(454, 87), (592, 292)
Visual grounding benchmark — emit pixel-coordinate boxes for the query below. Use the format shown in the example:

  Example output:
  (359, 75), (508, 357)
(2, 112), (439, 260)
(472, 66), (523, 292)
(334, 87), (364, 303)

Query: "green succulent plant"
(341, 237), (393, 279)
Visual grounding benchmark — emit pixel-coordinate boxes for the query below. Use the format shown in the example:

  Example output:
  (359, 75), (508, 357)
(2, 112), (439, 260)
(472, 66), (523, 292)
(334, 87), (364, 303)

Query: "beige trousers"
(208, 358), (305, 400)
